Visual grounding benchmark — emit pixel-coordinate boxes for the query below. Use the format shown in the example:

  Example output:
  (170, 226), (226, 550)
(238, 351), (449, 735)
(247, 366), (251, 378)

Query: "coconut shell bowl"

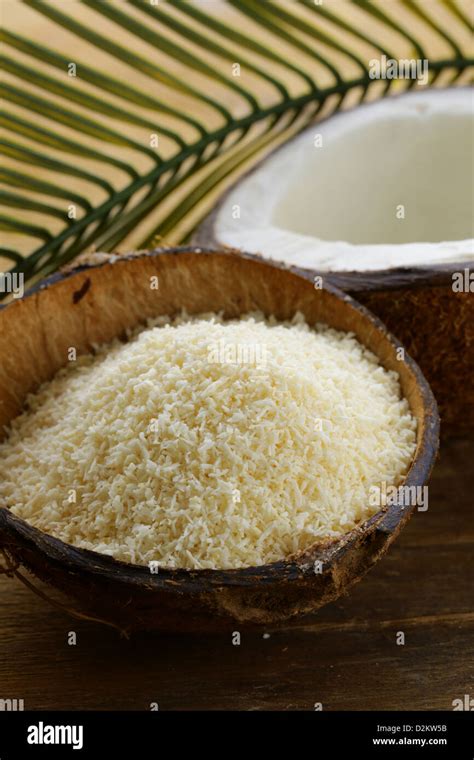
(0, 248), (439, 633)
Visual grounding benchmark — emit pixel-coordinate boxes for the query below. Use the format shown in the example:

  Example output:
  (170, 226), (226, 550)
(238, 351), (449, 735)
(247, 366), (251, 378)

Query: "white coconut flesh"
(213, 89), (473, 272)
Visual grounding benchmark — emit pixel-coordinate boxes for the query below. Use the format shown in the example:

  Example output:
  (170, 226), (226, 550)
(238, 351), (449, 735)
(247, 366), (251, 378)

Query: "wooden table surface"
(1, 437), (472, 711)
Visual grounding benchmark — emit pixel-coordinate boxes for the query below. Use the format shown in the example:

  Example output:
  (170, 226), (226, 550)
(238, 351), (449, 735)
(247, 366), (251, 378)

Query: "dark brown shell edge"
(0, 247), (439, 631)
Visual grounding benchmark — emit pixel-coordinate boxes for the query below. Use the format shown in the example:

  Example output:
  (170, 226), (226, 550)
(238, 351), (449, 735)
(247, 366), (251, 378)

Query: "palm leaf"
(1, 0), (472, 293)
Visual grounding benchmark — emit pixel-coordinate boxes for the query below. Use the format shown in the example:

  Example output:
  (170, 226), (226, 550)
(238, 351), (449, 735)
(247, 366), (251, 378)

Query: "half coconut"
(195, 88), (474, 433)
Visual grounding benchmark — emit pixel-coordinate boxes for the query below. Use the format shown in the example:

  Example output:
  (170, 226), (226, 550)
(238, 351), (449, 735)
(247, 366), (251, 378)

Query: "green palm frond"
(1, 0), (472, 293)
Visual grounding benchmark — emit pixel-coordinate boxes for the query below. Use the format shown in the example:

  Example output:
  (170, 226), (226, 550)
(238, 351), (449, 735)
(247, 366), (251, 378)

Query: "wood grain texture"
(0, 437), (472, 711)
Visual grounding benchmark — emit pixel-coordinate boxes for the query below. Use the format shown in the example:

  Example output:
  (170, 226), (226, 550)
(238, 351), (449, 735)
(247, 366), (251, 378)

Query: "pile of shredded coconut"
(0, 312), (417, 569)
